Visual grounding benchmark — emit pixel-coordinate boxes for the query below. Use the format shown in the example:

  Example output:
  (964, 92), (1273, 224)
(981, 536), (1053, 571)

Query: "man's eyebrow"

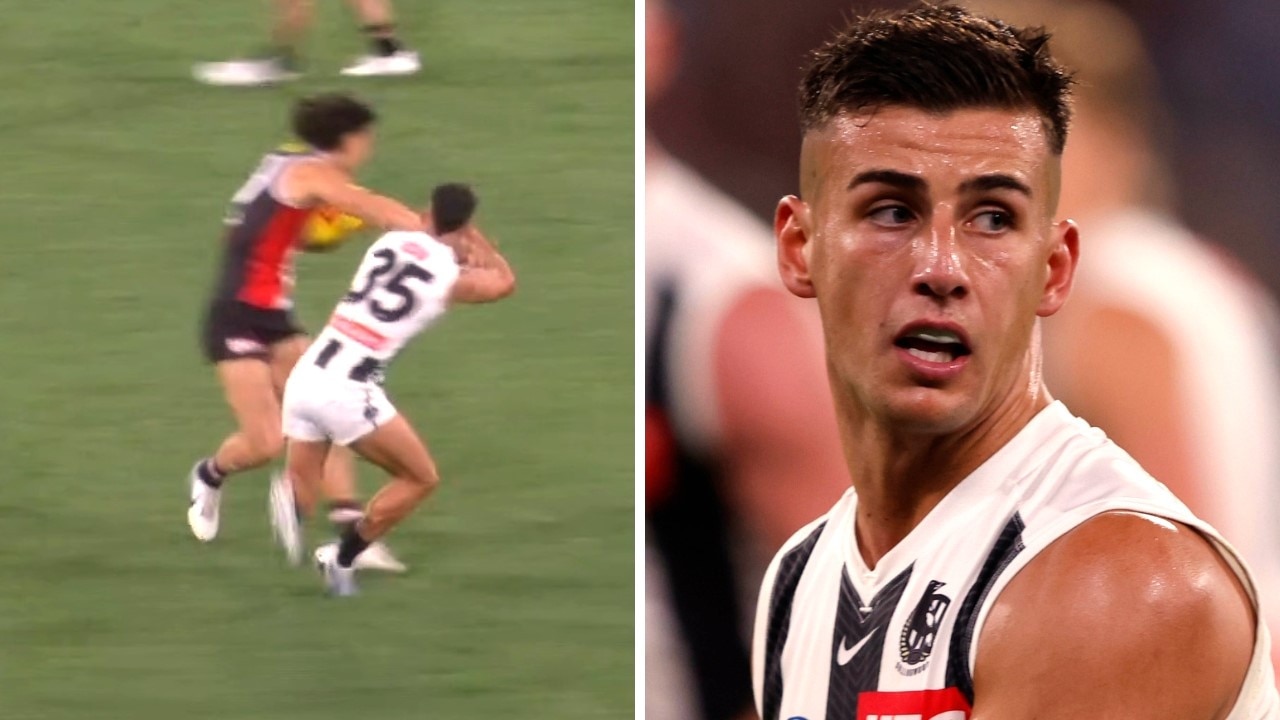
(958, 173), (1032, 197)
(846, 169), (925, 192)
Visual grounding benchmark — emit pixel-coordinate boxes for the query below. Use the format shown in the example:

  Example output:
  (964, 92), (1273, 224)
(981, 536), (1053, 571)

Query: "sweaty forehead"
(801, 107), (1054, 198)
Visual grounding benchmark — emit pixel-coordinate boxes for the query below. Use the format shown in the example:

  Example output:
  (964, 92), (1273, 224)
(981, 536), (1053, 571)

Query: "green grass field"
(0, 2), (634, 717)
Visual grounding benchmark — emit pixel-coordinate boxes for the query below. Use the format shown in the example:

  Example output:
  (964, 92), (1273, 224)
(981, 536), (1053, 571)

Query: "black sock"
(336, 523), (372, 568)
(196, 458), (226, 489)
(364, 24), (404, 56)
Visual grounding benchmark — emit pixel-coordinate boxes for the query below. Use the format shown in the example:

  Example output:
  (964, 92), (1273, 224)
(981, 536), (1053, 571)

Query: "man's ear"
(1037, 218), (1080, 317)
(776, 195), (817, 298)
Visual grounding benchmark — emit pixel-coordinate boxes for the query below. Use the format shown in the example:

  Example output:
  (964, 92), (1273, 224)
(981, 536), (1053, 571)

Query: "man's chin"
(876, 386), (974, 435)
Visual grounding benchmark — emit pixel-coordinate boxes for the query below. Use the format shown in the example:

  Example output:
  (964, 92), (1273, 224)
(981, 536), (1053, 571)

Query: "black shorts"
(201, 300), (305, 363)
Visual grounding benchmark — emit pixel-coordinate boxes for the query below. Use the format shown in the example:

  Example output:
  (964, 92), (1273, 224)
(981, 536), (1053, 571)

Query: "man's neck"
(310, 150), (350, 174)
(843, 381), (1051, 569)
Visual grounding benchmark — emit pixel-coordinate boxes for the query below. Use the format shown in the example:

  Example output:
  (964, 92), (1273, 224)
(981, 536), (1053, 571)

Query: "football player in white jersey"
(752, 5), (1277, 719)
(269, 184), (515, 596)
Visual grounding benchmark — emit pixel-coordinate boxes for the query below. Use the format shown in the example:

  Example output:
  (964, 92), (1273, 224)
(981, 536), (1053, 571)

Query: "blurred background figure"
(195, 0), (420, 86)
(645, 1), (848, 719)
(648, 0), (1280, 693)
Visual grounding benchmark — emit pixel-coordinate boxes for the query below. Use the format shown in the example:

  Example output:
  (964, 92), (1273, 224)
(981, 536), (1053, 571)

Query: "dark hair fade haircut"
(292, 93), (378, 151)
(799, 3), (1075, 154)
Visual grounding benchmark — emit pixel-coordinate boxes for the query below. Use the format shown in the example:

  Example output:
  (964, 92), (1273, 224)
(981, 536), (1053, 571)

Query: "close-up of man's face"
(777, 105), (1079, 434)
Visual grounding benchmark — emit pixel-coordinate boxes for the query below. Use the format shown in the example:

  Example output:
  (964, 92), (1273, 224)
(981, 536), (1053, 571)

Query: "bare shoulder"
(280, 158), (355, 204)
(277, 157), (325, 205)
(972, 511), (1254, 719)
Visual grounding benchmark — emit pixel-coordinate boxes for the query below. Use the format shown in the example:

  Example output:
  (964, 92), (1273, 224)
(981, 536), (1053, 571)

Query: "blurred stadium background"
(647, 1), (1280, 719)
(0, 1), (633, 718)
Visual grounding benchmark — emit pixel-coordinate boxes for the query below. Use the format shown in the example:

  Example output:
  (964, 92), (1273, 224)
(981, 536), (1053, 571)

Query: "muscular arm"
(714, 287), (849, 553)
(449, 227), (516, 304)
(283, 160), (425, 231)
(972, 512), (1255, 719)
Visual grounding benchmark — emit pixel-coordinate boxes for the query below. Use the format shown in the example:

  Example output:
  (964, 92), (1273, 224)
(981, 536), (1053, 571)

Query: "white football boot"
(353, 541), (408, 573)
(324, 506), (408, 573)
(187, 462), (222, 542)
(315, 543), (358, 597)
(339, 51), (421, 77)
(193, 58), (301, 87)
(268, 472), (304, 566)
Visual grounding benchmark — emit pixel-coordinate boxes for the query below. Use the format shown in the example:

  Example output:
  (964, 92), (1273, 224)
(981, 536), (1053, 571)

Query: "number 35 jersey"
(751, 401), (1278, 720)
(313, 231), (461, 371)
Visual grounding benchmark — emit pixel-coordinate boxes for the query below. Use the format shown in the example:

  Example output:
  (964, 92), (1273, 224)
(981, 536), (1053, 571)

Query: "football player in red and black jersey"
(189, 92), (421, 572)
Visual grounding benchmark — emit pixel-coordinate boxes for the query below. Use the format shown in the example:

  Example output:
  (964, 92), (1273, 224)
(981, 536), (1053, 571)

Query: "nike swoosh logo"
(837, 629), (879, 666)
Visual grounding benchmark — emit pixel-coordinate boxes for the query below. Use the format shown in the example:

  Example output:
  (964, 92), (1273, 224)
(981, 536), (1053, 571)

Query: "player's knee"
(408, 462), (440, 494)
(246, 426), (286, 463)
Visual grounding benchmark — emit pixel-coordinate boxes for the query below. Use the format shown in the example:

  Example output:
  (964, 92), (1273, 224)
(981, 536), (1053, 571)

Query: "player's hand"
(446, 227), (481, 267)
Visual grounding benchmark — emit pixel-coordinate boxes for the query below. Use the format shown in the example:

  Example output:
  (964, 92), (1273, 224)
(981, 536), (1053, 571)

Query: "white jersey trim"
(752, 513), (831, 716)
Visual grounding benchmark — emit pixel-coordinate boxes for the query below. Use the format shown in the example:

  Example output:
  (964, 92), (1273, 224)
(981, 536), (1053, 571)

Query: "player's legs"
(270, 0), (316, 64)
(270, 336), (360, 509)
(268, 334), (361, 509)
(311, 413), (438, 595)
(269, 433), (330, 565)
(187, 358), (284, 541)
(316, 446), (413, 574)
(267, 335), (402, 572)
(284, 438), (330, 514)
(347, 414), (440, 543)
(270, 436), (329, 564)
(269, 438), (407, 571)
(192, 0), (310, 86)
(340, 0), (420, 77)
(267, 331), (308, 390)
(210, 358), (287, 471)
(346, 0), (396, 27)
(269, 342), (407, 571)
(206, 326), (317, 476)
(270, 335), (360, 512)
(272, 362), (335, 563)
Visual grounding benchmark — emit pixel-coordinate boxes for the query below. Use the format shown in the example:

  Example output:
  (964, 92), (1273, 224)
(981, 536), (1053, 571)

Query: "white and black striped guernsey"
(752, 401), (1278, 719)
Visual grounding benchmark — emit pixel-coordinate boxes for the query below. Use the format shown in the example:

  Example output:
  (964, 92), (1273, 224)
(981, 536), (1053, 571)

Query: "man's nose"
(911, 215), (968, 301)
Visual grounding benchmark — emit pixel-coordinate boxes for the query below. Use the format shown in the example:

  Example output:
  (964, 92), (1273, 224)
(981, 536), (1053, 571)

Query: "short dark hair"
(799, 4), (1074, 154)
(292, 93), (377, 151)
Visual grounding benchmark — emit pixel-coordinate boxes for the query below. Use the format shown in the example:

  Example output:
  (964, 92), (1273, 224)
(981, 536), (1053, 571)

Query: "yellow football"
(303, 206), (365, 251)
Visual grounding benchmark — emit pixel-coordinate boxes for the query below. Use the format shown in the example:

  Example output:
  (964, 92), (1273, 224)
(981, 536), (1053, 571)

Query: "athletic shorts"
(281, 365), (398, 446)
(201, 300), (305, 363)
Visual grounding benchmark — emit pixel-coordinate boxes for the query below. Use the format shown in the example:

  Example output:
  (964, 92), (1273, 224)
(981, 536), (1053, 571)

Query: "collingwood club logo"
(897, 580), (951, 676)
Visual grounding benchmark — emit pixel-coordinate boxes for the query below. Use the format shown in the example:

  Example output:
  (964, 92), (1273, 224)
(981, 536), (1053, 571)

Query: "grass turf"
(0, 1), (634, 717)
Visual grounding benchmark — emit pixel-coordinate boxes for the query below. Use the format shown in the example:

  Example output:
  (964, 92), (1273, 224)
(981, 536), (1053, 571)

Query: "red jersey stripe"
(238, 205), (309, 308)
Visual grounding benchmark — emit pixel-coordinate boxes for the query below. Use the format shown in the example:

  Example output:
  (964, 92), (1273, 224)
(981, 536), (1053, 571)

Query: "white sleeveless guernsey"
(751, 401), (1278, 719)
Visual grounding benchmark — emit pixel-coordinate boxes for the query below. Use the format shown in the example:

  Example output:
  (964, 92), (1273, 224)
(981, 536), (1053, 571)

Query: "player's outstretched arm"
(289, 161), (424, 232)
(971, 511), (1255, 720)
(449, 227), (516, 304)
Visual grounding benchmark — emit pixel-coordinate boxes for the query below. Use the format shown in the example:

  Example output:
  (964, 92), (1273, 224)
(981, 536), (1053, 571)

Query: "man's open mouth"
(893, 326), (972, 364)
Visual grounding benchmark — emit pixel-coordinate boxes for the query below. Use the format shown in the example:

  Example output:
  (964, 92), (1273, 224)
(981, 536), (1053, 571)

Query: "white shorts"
(281, 367), (398, 446)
